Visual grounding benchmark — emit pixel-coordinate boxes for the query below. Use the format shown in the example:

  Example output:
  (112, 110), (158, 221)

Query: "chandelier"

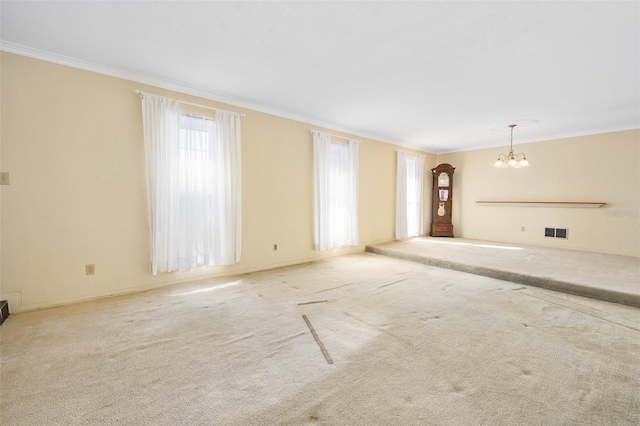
(493, 124), (529, 168)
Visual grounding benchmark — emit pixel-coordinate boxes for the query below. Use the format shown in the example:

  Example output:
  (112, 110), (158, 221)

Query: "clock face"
(438, 172), (449, 187)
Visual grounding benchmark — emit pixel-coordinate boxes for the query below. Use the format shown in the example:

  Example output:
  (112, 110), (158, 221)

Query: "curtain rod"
(134, 90), (246, 117)
(395, 149), (426, 159)
(309, 129), (359, 142)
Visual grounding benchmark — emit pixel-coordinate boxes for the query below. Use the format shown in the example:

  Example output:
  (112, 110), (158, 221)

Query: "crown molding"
(3, 41), (635, 156)
(435, 125), (640, 155)
(1, 41), (411, 150)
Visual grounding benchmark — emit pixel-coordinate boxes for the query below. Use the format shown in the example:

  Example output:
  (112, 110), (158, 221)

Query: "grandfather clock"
(431, 163), (455, 237)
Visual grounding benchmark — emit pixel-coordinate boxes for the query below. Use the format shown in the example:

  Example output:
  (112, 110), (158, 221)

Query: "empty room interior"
(1, 2), (639, 425)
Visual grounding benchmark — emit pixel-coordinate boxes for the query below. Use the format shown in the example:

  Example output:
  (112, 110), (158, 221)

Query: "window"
(396, 151), (425, 239)
(313, 131), (360, 251)
(179, 115), (216, 193)
(405, 157), (420, 235)
(140, 92), (242, 275)
(175, 115), (222, 271)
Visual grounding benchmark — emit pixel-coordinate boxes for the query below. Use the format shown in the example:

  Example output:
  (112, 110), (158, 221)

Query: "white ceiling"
(1, 1), (638, 153)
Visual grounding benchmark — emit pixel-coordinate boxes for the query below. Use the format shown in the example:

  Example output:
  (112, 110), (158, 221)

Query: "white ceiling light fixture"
(494, 124), (529, 168)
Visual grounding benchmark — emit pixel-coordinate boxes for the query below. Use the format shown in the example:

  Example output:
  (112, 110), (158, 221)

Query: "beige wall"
(0, 52), (435, 312)
(3, 52), (637, 313)
(437, 129), (639, 256)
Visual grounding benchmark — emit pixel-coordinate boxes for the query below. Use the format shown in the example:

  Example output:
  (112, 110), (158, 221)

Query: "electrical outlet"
(0, 172), (10, 185)
(85, 264), (95, 275)
(521, 226), (526, 232)
(273, 243), (278, 251)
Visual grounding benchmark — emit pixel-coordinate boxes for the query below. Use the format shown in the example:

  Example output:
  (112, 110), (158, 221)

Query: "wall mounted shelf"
(476, 201), (606, 208)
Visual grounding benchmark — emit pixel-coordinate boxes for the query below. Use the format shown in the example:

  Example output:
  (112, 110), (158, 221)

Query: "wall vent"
(544, 227), (568, 239)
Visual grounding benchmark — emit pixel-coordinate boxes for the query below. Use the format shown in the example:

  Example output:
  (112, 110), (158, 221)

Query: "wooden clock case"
(430, 163), (455, 237)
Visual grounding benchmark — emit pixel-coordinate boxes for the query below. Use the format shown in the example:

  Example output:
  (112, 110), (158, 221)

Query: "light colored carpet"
(366, 237), (640, 307)
(1, 253), (639, 425)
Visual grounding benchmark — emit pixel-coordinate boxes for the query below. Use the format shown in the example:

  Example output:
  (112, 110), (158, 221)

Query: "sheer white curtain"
(215, 110), (242, 264)
(396, 151), (425, 239)
(313, 131), (360, 251)
(141, 92), (241, 275)
(396, 151), (408, 239)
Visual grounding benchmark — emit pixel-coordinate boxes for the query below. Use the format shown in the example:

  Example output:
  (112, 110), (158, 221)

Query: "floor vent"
(545, 227), (568, 239)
